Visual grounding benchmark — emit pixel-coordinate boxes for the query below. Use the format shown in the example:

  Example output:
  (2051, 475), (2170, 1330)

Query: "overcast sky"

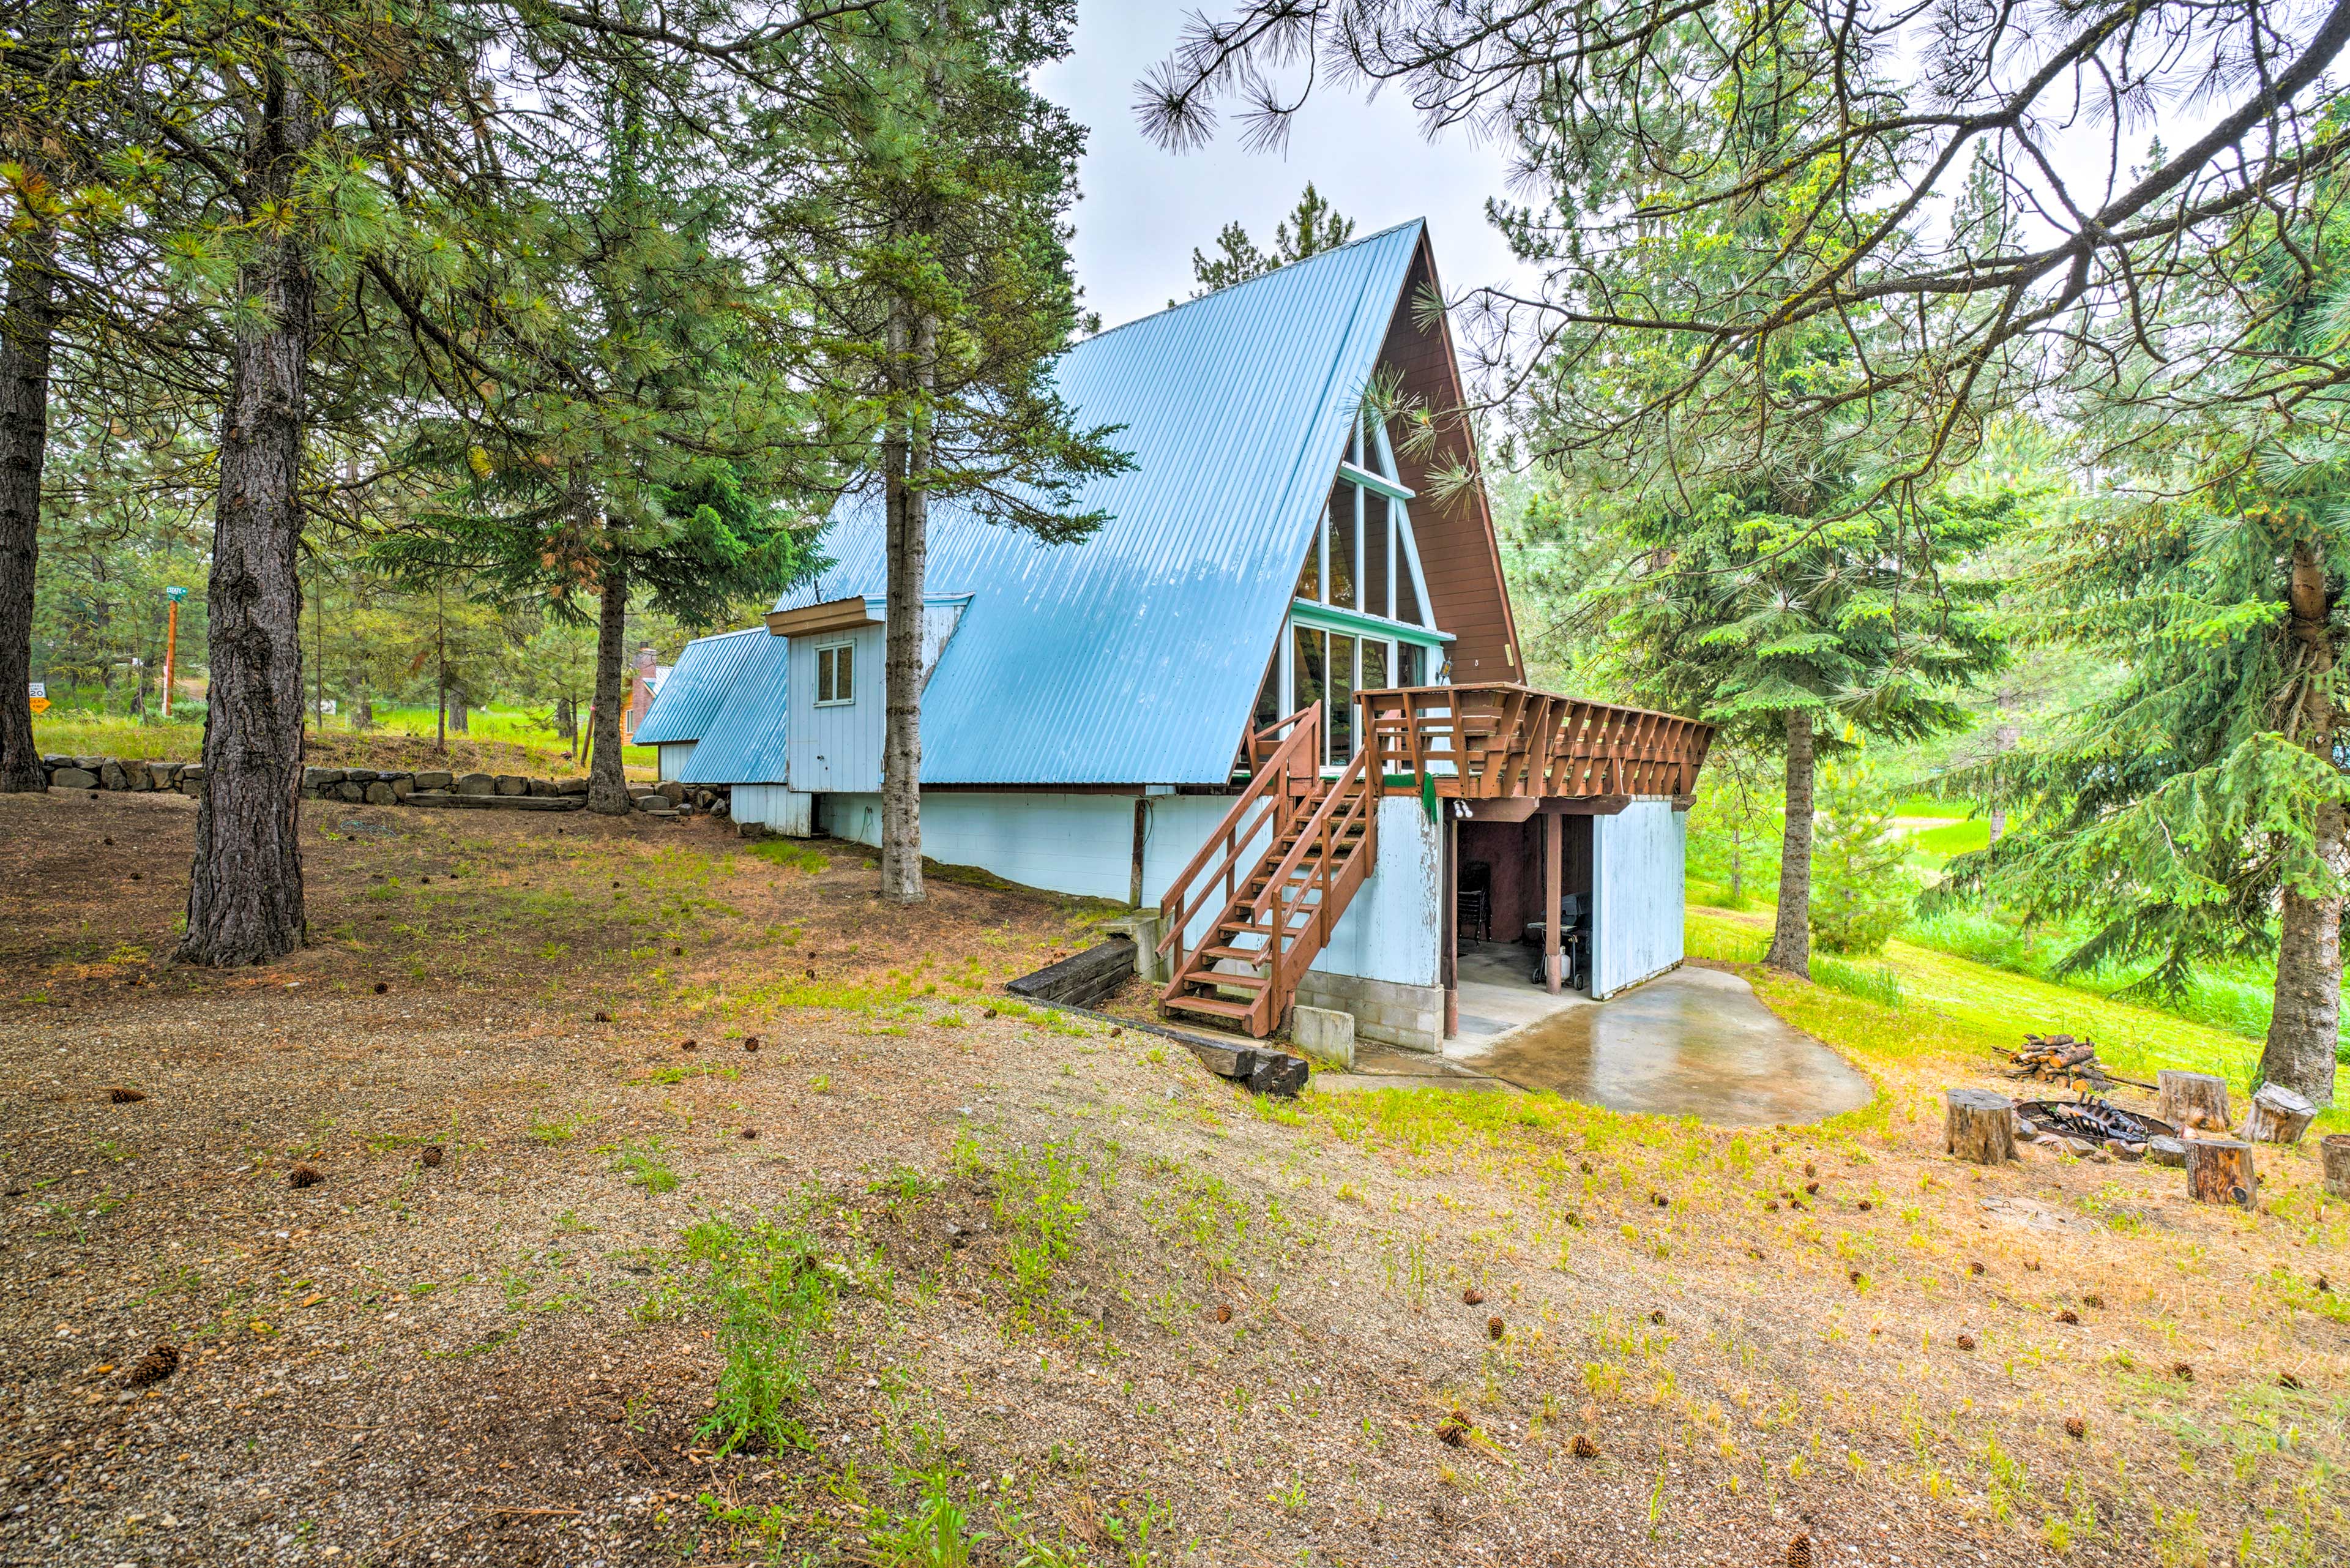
(1034, 4), (1534, 331)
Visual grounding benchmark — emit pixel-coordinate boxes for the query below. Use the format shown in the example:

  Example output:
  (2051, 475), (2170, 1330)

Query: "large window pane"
(1365, 492), (1391, 619)
(1254, 648), (1280, 733)
(1397, 642), (1423, 687)
(1362, 638), (1388, 693)
(1327, 484), (1357, 611)
(1292, 624), (1326, 721)
(1395, 547), (1422, 625)
(1294, 526), (1319, 602)
(1328, 633), (1356, 761)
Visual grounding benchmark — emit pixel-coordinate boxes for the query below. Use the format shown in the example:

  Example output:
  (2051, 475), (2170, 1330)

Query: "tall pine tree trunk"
(2265, 542), (2343, 1106)
(182, 52), (323, 966)
(0, 0), (65, 794)
(0, 217), (55, 793)
(589, 552), (631, 815)
(1764, 709), (1815, 979)
(879, 301), (933, 905)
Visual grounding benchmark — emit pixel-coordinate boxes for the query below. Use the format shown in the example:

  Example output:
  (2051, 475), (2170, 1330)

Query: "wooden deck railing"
(1356, 684), (1713, 801)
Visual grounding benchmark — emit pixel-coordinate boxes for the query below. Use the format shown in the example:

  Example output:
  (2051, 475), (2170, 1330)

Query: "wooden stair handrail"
(1251, 744), (1376, 1021)
(1157, 704), (1321, 969)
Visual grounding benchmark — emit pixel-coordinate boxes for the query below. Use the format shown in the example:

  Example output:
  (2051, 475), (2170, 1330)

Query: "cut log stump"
(2157, 1070), (2232, 1135)
(2184, 1138), (2256, 1209)
(2240, 1084), (2318, 1146)
(2323, 1134), (2350, 1200)
(1945, 1088), (2016, 1165)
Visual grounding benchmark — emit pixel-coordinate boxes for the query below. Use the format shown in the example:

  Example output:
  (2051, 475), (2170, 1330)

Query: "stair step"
(1179, 969), (1269, 991)
(1199, 944), (1269, 965)
(1166, 995), (1259, 1021)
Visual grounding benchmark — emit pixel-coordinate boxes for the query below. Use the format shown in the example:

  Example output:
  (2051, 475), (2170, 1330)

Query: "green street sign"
(166, 586), (188, 602)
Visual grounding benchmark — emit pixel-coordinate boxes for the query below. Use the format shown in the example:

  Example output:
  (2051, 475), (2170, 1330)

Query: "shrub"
(1808, 766), (1917, 955)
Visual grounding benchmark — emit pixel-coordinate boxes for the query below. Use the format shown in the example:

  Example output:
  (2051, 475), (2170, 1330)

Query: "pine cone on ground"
(1486, 1315), (1504, 1340)
(742, 1036), (760, 1053)
(419, 1144), (444, 1168)
(108, 1088), (146, 1103)
(1462, 1286), (1484, 1305)
(1786, 1531), (1813, 1568)
(1571, 1432), (1598, 1459)
(124, 1343), (179, 1388)
(288, 1165), (324, 1189)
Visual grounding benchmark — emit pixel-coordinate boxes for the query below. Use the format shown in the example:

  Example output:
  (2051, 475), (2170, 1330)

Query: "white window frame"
(814, 639), (856, 707)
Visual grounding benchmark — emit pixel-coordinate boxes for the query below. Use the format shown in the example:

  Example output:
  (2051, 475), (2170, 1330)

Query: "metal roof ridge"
(1080, 217), (1427, 345)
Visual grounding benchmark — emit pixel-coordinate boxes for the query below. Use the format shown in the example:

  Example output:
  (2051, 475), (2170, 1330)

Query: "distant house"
(656, 220), (1712, 1050)
(622, 645), (671, 742)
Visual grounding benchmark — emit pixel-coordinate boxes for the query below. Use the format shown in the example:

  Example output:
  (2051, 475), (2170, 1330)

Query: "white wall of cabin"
(786, 624), (885, 794)
(655, 742), (696, 783)
(733, 785), (814, 837)
(815, 789), (1439, 989)
(1592, 799), (1686, 998)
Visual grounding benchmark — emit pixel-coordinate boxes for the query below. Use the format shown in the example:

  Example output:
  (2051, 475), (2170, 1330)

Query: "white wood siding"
(732, 785), (813, 837)
(787, 624), (884, 793)
(1593, 799), (1686, 998)
(656, 742), (696, 783)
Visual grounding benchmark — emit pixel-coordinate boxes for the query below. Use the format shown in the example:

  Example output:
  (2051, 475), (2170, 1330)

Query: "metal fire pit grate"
(2019, 1098), (2174, 1146)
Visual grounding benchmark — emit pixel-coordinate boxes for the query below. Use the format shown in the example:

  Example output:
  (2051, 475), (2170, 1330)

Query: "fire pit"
(2020, 1097), (2176, 1150)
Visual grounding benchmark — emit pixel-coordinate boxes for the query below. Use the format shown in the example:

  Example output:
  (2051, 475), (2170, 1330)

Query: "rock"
(99, 760), (129, 790)
(660, 781), (687, 805)
(336, 782), (365, 803)
(557, 777), (590, 796)
(632, 791), (662, 811)
(344, 769), (377, 783)
(73, 754), (105, 771)
(51, 767), (98, 790)
(493, 774), (528, 796)
(455, 773), (494, 797)
(528, 777), (559, 797)
(2147, 1135), (2188, 1168)
(2105, 1138), (2143, 1162)
(119, 761), (151, 791)
(390, 777), (413, 799)
(2060, 1136), (2097, 1156)
(303, 767), (346, 790)
(178, 765), (203, 793)
(413, 770), (453, 791)
(364, 782), (397, 806)
(40, 753), (67, 767)
(694, 790), (715, 809)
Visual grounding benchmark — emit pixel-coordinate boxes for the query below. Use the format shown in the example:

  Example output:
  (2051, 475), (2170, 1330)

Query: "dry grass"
(0, 790), (2340, 1567)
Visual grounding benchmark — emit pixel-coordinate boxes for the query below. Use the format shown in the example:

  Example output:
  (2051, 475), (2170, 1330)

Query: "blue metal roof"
(770, 218), (1427, 786)
(631, 627), (770, 745)
(674, 632), (790, 784)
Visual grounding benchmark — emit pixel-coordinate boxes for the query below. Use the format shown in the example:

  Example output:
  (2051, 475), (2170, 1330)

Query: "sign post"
(162, 587), (187, 719)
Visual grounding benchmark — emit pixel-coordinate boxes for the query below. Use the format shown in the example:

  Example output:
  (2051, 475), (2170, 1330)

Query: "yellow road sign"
(28, 696), (48, 714)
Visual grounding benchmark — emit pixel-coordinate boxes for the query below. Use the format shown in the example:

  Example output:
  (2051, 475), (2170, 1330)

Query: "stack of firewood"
(2004, 1033), (2113, 1089)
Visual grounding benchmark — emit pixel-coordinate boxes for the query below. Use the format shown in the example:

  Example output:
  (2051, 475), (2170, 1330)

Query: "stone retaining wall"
(36, 756), (731, 819)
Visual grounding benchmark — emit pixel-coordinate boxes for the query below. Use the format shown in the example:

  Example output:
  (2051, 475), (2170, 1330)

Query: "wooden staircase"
(1155, 705), (1380, 1037)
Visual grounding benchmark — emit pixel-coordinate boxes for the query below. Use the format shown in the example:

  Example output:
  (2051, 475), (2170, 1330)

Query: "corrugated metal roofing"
(767, 218), (1427, 786)
(630, 627), (770, 745)
(674, 632), (791, 784)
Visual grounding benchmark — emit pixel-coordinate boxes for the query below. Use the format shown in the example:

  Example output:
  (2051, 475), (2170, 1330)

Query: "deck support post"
(1543, 808), (1563, 996)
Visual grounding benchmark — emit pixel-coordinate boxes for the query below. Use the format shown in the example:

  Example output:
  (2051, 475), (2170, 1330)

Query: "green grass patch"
(1910, 818), (1990, 856)
(681, 1211), (835, 1457)
(1689, 909), (2332, 1114)
(748, 840), (830, 874)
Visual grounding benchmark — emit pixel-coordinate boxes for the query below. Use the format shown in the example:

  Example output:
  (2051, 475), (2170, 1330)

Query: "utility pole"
(160, 587), (185, 719)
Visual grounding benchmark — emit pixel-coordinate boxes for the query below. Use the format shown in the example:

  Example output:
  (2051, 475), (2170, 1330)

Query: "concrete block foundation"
(1292, 971), (1445, 1055)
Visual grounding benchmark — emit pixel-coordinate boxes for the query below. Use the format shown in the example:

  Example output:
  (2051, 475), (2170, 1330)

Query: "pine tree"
(774, 0), (1129, 904)
(1188, 182), (1356, 296)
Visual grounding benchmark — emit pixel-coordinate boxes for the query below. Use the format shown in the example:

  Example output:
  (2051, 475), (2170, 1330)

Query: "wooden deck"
(1357, 684), (1712, 802)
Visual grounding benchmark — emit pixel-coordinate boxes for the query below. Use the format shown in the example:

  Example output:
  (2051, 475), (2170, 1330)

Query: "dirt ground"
(0, 788), (2341, 1567)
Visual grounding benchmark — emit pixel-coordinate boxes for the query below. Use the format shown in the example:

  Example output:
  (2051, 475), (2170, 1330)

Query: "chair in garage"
(1457, 861), (1492, 944)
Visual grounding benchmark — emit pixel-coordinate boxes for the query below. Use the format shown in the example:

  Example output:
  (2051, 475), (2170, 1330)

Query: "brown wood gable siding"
(1377, 236), (1523, 684)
